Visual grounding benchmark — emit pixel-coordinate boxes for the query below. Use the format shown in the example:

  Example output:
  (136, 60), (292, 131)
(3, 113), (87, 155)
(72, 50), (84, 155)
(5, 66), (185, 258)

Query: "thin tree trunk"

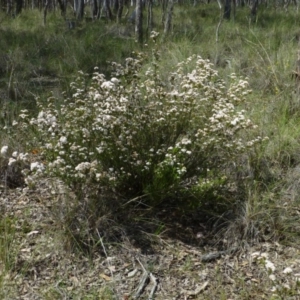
(293, 50), (300, 94)
(147, 0), (153, 35)
(161, 0), (167, 27)
(117, 0), (123, 23)
(164, 0), (174, 35)
(91, 0), (98, 18)
(135, 0), (143, 44)
(7, 0), (12, 14)
(104, 0), (113, 20)
(75, 0), (84, 20)
(232, 0), (236, 20)
(250, 0), (259, 20)
(43, 0), (49, 25)
(113, 0), (118, 14)
(96, 0), (101, 19)
(57, 0), (67, 18)
(224, 0), (231, 19)
(15, 0), (23, 15)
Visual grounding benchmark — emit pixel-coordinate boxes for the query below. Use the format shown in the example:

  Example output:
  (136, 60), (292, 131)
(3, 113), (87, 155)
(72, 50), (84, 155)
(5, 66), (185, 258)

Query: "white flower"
(282, 283), (290, 290)
(59, 136), (67, 144)
(75, 162), (91, 173)
(283, 267), (293, 274)
(260, 253), (269, 258)
(101, 81), (114, 90)
(18, 153), (28, 161)
(1, 146), (8, 156)
(269, 274), (276, 281)
(82, 128), (90, 138)
(265, 260), (276, 272)
(180, 138), (192, 145)
(38, 111), (44, 119)
(110, 77), (120, 84)
(251, 251), (261, 258)
(96, 147), (103, 154)
(19, 113), (27, 119)
(231, 118), (239, 126)
(30, 162), (45, 172)
(12, 151), (18, 158)
(8, 158), (16, 166)
(270, 286), (278, 292)
(25, 176), (35, 187)
(150, 31), (159, 39)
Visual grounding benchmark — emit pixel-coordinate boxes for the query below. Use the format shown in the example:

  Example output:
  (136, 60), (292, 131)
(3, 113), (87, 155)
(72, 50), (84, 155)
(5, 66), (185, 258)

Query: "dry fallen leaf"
(100, 273), (111, 281)
(182, 281), (209, 296)
(128, 268), (138, 278)
(70, 276), (80, 287)
(26, 230), (39, 236)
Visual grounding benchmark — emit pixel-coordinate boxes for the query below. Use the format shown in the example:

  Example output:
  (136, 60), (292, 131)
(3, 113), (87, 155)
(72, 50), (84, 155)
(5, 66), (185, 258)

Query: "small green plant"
(0, 216), (17, 271)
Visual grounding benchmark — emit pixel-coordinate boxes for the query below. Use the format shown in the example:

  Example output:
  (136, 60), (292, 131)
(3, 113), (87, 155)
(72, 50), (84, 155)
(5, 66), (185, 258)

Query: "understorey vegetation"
(3, 40), (267, 248)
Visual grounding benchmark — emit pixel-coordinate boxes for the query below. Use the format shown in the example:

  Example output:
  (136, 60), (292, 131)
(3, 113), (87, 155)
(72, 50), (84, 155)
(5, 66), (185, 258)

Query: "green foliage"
(0, 216), (17, 271)
(15, 43), (263, 216)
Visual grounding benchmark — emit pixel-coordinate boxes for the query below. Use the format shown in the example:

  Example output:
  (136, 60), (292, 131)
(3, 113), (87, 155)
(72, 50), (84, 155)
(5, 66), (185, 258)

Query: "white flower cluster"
(0, 146), (8, 156)
(16, 53), (265, 198)
(0, 146), (29, 166)
(251, 251), (300, 294)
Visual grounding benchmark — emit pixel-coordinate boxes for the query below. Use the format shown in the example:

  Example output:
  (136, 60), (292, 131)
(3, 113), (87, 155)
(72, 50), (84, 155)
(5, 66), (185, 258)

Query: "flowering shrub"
(16, 48), (264, 208)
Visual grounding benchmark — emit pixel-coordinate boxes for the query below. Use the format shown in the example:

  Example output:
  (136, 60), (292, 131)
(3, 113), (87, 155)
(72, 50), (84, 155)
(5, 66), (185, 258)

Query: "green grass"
(0, 216), (17, 271)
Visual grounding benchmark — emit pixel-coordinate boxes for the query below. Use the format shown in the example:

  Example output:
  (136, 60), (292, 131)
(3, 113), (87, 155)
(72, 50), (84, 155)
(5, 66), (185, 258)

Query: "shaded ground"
(0, 182), (299, 300)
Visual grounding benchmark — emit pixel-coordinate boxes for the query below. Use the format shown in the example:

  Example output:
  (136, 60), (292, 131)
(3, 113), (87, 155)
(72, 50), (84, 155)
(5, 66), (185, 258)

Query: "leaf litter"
(0, 181), (299, 299)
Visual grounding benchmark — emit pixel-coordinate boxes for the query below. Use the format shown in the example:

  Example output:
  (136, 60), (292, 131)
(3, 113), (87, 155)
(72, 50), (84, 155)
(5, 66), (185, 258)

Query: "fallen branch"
(148, 273), (158, 300)
(134, 271), (149, 299)
(134, 258), (159, 299)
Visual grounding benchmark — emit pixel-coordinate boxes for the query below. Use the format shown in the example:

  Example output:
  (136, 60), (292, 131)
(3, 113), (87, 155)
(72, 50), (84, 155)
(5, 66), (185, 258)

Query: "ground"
(0, 181), (300, 300)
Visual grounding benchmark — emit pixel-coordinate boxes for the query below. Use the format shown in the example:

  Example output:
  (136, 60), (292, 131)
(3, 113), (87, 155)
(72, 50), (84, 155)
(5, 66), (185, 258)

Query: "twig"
(134, 271), (149, 299)
(134, 258), (158, 300)
(185, 247), (238, 262)
(148, 273), (158, 300)
(215, 17), (223, 44)
(136, 257), (147, 273)
(122, 194), (149, 207)
(96, 229), (114, 280)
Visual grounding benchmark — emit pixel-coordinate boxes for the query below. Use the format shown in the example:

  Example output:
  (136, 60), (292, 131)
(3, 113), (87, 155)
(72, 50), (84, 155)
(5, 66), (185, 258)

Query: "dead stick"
(148, 273), (158, 300)
(134, 271), (149, 299)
